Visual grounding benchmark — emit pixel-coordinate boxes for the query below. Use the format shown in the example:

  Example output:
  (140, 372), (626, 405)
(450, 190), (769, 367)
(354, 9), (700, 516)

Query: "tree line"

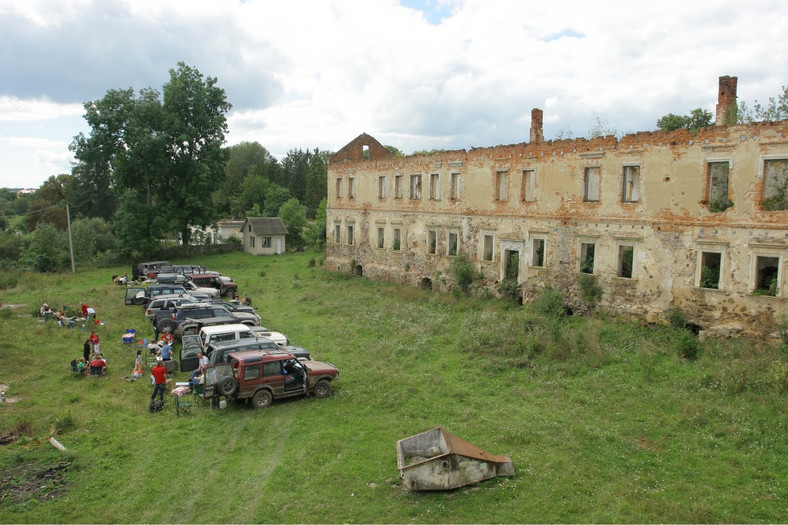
(0, 63), (328, 272)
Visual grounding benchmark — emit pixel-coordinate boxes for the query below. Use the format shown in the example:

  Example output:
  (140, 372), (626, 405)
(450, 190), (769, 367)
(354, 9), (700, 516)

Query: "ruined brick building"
(325, 76), (788, 338)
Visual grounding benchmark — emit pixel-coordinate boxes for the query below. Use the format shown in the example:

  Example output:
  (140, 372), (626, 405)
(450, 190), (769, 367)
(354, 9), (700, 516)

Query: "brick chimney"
(715, 75), (738, 126)
(530, 108), (544, 143)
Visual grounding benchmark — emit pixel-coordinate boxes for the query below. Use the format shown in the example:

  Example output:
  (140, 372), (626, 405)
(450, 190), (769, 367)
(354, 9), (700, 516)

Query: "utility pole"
(66, 203), (75, 274)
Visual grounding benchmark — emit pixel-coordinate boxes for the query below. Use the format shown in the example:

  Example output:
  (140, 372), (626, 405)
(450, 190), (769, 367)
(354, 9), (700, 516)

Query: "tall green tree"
(278, 198), (307, 250)
(656, 108), (713, 132)
(161, 62), (232, 245)
(70, 62), (231, 247)
(219, 142), (281, 217)
(738, 85), (788, 123)
(263, 185), (291, 217)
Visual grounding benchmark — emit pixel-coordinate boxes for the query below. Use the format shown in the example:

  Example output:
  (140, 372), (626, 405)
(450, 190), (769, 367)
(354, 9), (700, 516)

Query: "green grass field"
(0, 251), (785, 523)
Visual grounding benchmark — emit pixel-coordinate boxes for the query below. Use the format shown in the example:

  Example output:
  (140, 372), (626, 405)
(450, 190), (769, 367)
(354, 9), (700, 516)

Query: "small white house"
(188, 219), (245, 244)
(240, 217), (288, 255)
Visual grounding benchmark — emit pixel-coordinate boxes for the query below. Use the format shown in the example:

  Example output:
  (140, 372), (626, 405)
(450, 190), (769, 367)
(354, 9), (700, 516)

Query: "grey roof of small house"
(241, 217), (288, 235)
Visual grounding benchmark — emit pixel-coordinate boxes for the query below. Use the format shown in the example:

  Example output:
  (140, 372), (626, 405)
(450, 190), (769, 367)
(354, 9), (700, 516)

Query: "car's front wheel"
(314, 379), (332, 398)
(252, 389), (273, 408)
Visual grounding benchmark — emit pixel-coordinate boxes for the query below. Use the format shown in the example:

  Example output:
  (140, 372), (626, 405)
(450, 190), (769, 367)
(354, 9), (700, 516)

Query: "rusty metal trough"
(396, 426), (515, 491)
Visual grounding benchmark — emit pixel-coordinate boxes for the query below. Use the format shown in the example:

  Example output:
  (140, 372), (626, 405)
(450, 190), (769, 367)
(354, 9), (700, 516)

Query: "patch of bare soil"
(0, 461), (73, 505)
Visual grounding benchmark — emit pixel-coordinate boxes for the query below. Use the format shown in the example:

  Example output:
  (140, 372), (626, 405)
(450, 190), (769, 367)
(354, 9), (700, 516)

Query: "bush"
(578, 273), (602, 309)
(674, 329), (700, 360)
(531, 286), (566, 318)
(665, 307), (686, 328)
(451, 255), (475, 295)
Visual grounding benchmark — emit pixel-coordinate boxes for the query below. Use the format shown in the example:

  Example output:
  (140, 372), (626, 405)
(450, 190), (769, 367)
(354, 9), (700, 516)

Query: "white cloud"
(1, 0), (787, 188)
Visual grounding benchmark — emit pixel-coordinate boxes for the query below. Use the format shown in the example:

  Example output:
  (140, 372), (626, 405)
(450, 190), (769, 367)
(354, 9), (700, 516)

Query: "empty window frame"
(392, 227), (402, 250)
(531, 238), (545, 267)
(450, 173), (462, 200)
(522, 169), (536, 202)
(584, 167), (600, 202)
(616, 242), (635, 279)
(430, 173), (441, 200)
(504, 249), (520, 281)
(447, 231), (459, 256)
(698, 250), (722, 289)
(395, 175), (404, 199)
(761, 158), (788, 211)
(754, 254), (781, 296)
(580, 242), (596, 274)
(707, 161), (732, 212)
(482, 234), (494, 261)
(496, 171), (508, 201)
(334, 224), (341, 244)
(346, 225), (355, 246)
(249, 236), (255, 248)
(262, 237), (271, 248)
(410, 174), (423, 200)
(335, 178), (343, 199)
(427, 230), (437, 254)
(622, 165), (640, 203)
(377, 227), (385, 249)
(348, 177), (356, 199)
(378, 175), (387, 199)
(362, 144), (370, 160)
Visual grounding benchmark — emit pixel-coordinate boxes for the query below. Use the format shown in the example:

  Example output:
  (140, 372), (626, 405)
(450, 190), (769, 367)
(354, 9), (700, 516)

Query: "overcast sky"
(1, 0), (786, 189)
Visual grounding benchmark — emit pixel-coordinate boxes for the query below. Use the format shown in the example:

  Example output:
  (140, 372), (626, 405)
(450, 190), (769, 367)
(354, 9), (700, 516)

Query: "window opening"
(377, 227), (385, 249)
(362, 144), (370, 160)
(522, 169), (536, 202)
(410, 174), (422, 199)
(617, 245), (634, 278)
(622, 165), (640, 202)
(262, 237), (271, 248)
(755, 256), (779, 295)
(334, 224), (341, 244)
(584, 167), (600, 202)
(378, 176), (387, 199)
(335, 178), (342, 199)
(427, 230), (437, 254)
(761, 158), (788, 211)
(346, 225), (354, 246)
(699, 251), (721, 289)
(392, 228), (401, 250)
(532, 238), (545, 267)
(451, 173), (462, 200)
(580, 242), (595, 274)
(348, 177), (355, 199)
(707, 162), (732, 212)
(430, 173), (440, 200)
(448, 232), (458, 256)
(395, 175), (404, 199)
(497, 171), (508, 201)
(482, 234), (494, 261)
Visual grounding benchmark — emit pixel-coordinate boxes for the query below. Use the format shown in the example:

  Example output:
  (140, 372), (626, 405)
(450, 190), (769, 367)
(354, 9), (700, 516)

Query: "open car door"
(124, 287), (146, 306)
(180, 334), (201, 372)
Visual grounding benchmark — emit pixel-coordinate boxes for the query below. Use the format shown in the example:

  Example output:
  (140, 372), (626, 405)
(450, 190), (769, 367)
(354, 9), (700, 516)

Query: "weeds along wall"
(325, 103), (788, 341)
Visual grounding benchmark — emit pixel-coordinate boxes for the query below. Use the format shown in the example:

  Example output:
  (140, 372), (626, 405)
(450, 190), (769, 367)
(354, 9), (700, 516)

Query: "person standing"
(83, 339), (91, 362)
(89, 330), (100, 354)
(150, 359), (167, 403)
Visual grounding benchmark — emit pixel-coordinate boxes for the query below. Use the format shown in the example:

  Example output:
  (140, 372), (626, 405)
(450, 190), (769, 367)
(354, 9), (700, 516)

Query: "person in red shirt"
(150, 360), (167, 403)
(89, 355), (107, 375)
(80, 302), (89, 318)
(89, 330), (100, 354)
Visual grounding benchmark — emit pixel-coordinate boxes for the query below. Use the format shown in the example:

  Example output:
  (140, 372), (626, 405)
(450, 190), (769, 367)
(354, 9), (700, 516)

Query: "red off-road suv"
(201, 350), (339, 408)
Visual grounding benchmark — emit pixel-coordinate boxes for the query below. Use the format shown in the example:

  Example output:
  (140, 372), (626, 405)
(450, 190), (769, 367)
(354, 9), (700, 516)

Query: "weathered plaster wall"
(326, 122), (788, 339)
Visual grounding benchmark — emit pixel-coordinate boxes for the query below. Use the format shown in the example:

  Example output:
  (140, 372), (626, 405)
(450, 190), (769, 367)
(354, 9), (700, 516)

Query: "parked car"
(132, 260), (170, 281)
(190, 273), (238, 298)
(201, 350), (339, 408)
(145, 294), (200, 320)
(182, 280), (220, 298)
(159, 264), (206, 276)
(169, 305), (260, 338)
(250, 325), (289, 346)
(155, 273), (189, 285)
